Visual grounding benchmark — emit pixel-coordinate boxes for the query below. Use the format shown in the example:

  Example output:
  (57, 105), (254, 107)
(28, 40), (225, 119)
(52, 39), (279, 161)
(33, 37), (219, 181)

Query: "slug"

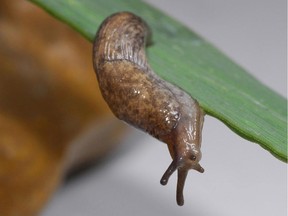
(93, 12), (205, 206)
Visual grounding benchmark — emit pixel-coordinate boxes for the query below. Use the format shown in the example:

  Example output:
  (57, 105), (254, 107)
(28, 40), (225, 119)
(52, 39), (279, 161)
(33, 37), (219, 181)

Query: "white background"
(43, 0), (287, 216)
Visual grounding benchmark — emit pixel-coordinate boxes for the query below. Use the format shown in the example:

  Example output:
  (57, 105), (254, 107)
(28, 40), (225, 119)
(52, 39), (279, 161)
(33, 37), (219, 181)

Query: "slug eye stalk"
(93, 11), (205, 206)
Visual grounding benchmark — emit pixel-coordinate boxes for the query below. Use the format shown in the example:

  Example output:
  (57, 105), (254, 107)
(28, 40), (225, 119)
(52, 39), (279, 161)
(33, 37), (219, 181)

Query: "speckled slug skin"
(93, 12), (205, 206)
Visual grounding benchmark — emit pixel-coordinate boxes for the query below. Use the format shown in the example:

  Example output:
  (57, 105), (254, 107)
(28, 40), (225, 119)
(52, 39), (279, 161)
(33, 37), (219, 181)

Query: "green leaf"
(29, 0), (287, 162)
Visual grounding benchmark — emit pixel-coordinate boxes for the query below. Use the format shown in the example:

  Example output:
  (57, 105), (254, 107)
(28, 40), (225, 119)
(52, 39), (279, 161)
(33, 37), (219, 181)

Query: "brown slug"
(93, 12), (205, 206)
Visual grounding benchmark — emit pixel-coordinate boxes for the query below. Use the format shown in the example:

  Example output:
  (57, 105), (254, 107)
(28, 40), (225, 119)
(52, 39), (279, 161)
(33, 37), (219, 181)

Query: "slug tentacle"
(93, 12), (205, 206)
(160, 160), (177, 185)
(177, 168), (188, 206)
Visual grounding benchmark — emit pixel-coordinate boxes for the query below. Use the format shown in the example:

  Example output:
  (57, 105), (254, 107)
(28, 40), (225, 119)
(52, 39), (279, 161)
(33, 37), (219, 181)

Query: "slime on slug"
(92, 12), (205, 206)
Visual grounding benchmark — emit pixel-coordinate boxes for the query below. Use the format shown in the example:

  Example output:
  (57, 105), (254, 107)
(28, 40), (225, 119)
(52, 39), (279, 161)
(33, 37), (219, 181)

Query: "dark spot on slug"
(93, 12), (205, 206)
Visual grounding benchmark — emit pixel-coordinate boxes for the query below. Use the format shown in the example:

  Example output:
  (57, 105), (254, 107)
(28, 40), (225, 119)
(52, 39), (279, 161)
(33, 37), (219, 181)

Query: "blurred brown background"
(0, 1), (127, 215)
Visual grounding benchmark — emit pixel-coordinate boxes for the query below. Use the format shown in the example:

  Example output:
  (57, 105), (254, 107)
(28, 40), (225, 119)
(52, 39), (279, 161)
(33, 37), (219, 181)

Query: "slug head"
(160, 119), (204, 206)
(160, 150), (204, 206)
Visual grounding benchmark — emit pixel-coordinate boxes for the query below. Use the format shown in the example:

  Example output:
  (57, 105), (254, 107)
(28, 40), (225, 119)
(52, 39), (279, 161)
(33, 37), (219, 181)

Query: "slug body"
(93, 12), (205, 206)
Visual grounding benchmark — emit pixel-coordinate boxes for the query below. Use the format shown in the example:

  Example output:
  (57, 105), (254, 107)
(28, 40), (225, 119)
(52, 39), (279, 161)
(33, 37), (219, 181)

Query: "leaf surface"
(30, 0), (287, 162)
